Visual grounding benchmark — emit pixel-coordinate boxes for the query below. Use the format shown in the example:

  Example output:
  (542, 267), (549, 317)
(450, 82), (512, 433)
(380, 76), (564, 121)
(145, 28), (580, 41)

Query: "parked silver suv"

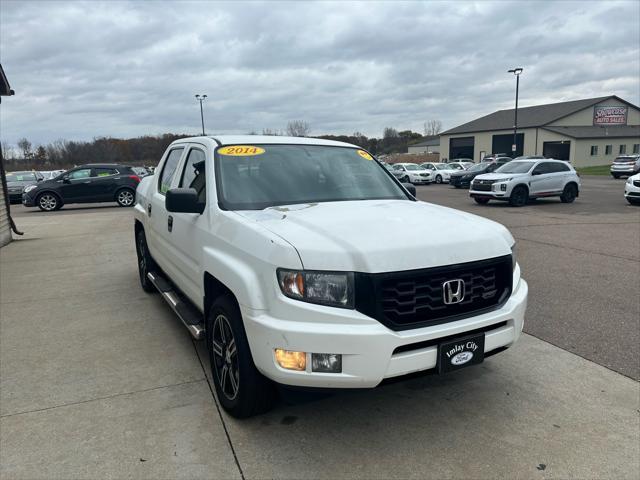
(610, 155), (640, 179)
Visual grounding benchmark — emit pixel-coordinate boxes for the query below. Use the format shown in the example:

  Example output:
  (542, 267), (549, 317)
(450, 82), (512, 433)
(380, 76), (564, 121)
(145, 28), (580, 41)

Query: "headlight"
(277, 269), (354, 308)
(511, 243), (517, 271)
(24, 185), (38, 193)
(627, 178), (633, 185)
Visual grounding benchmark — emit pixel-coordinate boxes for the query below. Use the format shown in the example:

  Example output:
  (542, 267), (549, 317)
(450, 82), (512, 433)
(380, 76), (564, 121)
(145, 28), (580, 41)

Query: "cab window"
(179, 148), (207, 203)
(159, 148), (184, 194)
(67, 169), (91, 180)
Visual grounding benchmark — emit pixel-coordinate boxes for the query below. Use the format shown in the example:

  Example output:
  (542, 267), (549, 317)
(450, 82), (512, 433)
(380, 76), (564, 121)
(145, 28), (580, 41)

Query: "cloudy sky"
(1, 0), (639, 146)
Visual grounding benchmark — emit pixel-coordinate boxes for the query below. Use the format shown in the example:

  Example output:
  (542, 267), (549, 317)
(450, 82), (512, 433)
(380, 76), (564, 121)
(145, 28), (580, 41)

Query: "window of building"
(590, 146), (598, 156)
(605, 145), (612, 155)
(619, 144), (627, 154)
(159, 148), (184, 194)
(633, 144), (640, 154)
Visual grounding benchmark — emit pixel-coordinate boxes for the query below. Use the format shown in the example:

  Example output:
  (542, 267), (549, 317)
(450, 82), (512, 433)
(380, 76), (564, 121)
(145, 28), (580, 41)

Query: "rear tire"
(116, 188), (135, 207)
(560, 183), (578, 203)
(474, 197), (490, 205)
(402, 175), (411, 184)
(36, 192), (61, 212)
(207, 295), (276, 418)
(509, 185), (528, 207)
(135, 228), (157, 293)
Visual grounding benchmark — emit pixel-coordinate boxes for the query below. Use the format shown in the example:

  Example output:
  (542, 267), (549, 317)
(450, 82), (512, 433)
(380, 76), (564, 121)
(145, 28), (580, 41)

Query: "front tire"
(402, 175), (411, 184)
(474, 197), (490, 204)
(435, 174), (443, 184)
(36, 192), (61, 212)
(627, 197), (640, 205)
(509, 185), (528, 207)
(135, 228), (157, 293)
(116, 188), (135, 207)
(207, 295), (276, 418)
(560, 183), (578, 203)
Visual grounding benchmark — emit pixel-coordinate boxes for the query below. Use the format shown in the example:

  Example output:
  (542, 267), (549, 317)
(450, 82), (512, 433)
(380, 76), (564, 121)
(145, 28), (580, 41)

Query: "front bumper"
(411, 176), (432, 184)
(242, 275), (527, 388)
(22, 193), (36, 207)
(611, 167), (638, 176)
(624, 183), (640, 198)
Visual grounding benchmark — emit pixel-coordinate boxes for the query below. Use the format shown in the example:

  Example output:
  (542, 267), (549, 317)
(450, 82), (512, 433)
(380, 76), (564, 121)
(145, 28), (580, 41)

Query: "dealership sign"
(593, 105), (628, 125)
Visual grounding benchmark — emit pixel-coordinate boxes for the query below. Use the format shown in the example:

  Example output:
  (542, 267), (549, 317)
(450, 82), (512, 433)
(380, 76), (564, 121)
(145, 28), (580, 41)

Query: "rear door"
(147, 147), (186, 279)
(90, 167), (120, 201)
(167, 145), (210, 304)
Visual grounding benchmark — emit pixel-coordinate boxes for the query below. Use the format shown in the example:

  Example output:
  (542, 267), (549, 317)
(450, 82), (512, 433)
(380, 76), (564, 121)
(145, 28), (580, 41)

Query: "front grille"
(634, 180), (640, 187)
(471, 179), (495, 191)
(354, 255), (512, 331)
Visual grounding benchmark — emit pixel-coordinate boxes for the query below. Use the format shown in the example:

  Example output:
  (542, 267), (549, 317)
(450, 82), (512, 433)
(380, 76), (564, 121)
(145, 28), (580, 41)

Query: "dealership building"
(439, 95), (640, 167)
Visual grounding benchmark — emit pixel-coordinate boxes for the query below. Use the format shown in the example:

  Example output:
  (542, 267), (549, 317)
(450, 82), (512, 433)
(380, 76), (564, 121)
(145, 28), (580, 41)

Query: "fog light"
(311, 353), (342, 373)
(275, 349), (306, 371)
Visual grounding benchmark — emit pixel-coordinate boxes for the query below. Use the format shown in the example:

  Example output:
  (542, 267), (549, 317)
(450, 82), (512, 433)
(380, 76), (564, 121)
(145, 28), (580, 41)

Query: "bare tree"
(286, 120), (310, 137)
(423, 120), (442, 136)
(17, 137), (33, 160)
(262, 128), (282, 136)
(1, 141), (12, 160)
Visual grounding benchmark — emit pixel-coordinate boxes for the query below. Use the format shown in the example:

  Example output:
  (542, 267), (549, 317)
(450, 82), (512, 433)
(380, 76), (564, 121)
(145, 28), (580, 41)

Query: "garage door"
(543, 141), (570, 161)
(449, 137), (474, 160)
(492, 133), (524, 157)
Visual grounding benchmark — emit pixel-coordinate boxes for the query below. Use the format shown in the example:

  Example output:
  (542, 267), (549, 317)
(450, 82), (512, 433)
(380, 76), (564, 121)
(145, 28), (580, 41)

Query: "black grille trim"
(633, 180), (640, 188)
(354, 255), (513, 331)
(392, 321), (508, 355)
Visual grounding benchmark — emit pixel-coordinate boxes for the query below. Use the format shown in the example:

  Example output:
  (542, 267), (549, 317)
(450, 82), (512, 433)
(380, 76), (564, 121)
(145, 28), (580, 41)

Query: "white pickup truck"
(134, 135), (528, 418)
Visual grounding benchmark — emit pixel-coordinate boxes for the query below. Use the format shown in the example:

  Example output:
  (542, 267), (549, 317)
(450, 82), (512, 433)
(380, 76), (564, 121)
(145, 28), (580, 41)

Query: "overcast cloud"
(1, 0), (639, 146)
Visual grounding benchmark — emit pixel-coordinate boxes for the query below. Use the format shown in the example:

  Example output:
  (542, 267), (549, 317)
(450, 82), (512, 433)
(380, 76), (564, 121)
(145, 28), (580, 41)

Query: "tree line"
(2, 119), (441, 170)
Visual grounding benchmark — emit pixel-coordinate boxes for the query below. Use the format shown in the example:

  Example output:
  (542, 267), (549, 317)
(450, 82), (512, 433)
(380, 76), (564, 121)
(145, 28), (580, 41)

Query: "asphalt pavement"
(1, 176), (638, 479)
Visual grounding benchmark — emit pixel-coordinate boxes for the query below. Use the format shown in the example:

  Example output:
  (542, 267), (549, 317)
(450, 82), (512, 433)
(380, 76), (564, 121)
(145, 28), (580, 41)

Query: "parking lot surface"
(1, 176), (639, 479)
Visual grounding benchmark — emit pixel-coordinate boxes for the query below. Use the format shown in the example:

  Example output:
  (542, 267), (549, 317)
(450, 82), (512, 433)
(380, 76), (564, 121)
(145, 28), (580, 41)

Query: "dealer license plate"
(438, 333), (485, 374)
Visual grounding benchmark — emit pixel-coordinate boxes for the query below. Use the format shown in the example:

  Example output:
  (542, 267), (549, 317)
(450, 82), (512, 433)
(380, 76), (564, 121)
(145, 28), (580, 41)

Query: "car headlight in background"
(277, 269), (354, 308)
(24, 185), (38, 193)
(511, 243), (517, 271)
(627, 177), (633, 185)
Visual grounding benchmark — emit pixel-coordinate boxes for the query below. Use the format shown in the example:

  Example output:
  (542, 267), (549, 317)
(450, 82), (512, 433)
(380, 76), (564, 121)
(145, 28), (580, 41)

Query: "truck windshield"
(215, 145), (409, 210)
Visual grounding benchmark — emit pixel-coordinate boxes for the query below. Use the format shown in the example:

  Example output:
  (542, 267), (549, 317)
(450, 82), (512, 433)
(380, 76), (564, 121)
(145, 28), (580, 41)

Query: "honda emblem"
(443, 279), (465, 305)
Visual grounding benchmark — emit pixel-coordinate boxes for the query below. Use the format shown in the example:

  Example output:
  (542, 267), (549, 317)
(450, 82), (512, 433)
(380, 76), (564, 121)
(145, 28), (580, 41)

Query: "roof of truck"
(175, 135), (358, 148)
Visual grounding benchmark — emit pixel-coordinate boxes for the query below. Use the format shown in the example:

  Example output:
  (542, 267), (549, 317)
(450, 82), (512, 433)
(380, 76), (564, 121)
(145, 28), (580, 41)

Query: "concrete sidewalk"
(1, 209), (638, 479)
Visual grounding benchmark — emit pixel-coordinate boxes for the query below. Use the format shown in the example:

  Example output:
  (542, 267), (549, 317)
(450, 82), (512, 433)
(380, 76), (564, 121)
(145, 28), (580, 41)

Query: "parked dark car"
(482, 154), (513, 163)
(6, 171), (44, 203)
(449, 160), (510, 188)
(22, 163), (141, 211)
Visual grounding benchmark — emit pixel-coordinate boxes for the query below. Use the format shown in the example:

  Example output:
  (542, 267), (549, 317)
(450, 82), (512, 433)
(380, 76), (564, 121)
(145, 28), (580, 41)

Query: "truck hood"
(235, 200), (513, 272)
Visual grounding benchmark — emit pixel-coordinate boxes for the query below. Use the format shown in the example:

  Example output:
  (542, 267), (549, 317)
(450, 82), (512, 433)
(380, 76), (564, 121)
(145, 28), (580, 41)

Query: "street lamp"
(507, 68), (523, 155)
(195, 94), (207, 135)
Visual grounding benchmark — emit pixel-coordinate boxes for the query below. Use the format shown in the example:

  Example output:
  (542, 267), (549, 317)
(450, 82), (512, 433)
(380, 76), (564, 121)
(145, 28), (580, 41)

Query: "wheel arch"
(565, 181), (580, 196)
(35, 189), (64, 206)
(204, 272), (241, 319)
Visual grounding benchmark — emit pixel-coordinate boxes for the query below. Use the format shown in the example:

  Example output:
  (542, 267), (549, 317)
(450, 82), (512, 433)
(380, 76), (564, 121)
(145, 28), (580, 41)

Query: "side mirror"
(37, 177), (44, 182)
(62, 176), (71, 183)
(166, 188), (204, 214)
(402, 182), (416, 197)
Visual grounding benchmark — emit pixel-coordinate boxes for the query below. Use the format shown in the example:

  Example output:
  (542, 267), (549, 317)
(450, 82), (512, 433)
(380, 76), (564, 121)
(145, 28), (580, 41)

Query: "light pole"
(195, 94), (207, 135)
(507, 68), (523, 155)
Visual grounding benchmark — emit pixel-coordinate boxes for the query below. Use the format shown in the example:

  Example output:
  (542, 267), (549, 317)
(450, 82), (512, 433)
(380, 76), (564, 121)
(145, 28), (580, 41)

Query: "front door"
(148, 146), (186, 280)
(59, 168), (93, 202)
(529, 162), (557, 195)
(167, 145), (209, 305)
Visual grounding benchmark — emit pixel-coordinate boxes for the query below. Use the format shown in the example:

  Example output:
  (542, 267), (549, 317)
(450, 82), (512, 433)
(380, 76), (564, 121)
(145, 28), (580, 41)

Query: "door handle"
(83, 181), (91, 184)
(147, 203), (152, 217)
(168, 215), (173, 232)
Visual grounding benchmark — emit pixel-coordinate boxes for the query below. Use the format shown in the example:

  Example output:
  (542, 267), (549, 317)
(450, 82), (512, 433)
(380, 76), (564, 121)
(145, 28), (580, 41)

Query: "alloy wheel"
(212, 314), (239, 401)
(39, 194), (57, 211)
(118, 190), (135, 206)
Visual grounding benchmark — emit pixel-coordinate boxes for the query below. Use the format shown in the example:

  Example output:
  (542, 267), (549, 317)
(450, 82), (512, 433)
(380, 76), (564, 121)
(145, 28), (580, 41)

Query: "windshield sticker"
(357, 150), (373, 160)
(218, 146), (265, 156)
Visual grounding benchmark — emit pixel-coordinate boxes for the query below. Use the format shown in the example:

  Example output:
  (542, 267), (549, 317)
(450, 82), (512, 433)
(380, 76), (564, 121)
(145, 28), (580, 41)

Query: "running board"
(147, 271), (205, 340)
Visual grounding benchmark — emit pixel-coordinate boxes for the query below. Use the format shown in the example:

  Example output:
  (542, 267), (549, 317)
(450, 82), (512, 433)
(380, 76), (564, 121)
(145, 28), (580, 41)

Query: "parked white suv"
(134, 136), (528, 417)
(470, 159), (580, 206)
(624, 173), (640, 205)
(611, 155), (640, 179)
(391, 163), (432, 184)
